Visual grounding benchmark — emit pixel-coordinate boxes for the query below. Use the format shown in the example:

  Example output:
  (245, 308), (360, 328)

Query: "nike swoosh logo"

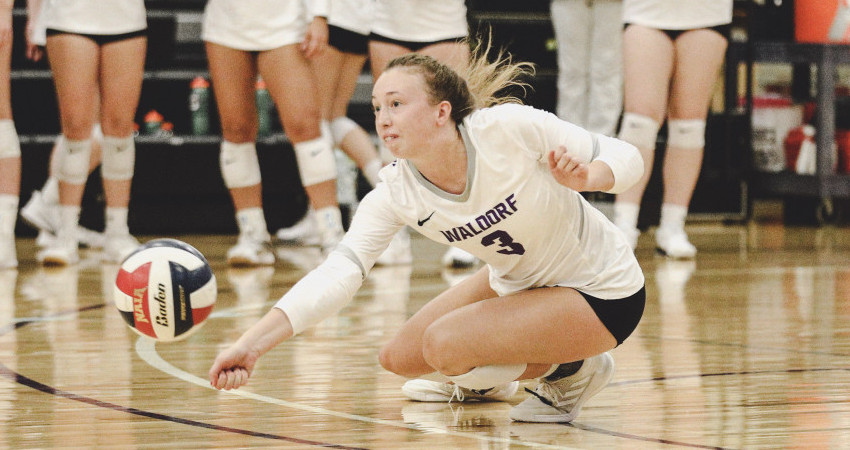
(417, 211), (435, 226)
(310, 149), (323, 157)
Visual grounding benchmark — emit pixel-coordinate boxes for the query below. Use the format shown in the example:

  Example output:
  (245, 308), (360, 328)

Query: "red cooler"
(796, 0), (850, 43)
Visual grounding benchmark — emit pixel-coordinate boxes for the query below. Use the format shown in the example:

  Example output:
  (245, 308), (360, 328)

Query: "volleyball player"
(612, 0), (733, 258)
(34, 0), (145, 265)
(277, 0), (412, 265)
(202, 0), (345, 266)
(209, 43), (646, 424)
(21, 0), (106, 253)
(367, 0), (478, 268)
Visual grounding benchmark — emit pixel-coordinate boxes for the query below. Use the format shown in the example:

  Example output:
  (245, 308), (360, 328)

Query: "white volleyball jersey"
(622, 0), (733, 30)
(203, 0), (315, 51)
(42, 0), (146, 35)
(329, 0), (373, 36)
(371, 0), (468, 42)
(349, 104), (644, 298)
(275, 104), (644, 334)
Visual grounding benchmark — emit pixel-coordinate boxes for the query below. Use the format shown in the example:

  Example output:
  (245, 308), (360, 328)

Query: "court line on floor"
(135, 337), (572, 449)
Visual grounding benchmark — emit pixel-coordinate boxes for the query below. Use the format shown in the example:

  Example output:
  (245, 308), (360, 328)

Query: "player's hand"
(209, 343), (260, 390)
(549, 145), (589, 191)
(300, 16), (328, 59)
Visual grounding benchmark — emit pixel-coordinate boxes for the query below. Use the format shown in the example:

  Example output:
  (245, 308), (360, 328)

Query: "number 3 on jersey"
(481, 230), (525, 255)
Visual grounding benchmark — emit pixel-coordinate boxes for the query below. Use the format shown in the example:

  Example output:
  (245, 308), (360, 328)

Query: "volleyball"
(114, 238), (217, 342)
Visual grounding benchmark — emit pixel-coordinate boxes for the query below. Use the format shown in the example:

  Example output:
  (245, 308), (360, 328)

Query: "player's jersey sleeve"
(274, 182), (403, 335)
(469, 104), (643, 194)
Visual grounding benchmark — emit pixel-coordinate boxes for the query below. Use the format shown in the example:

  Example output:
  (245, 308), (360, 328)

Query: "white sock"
(659, 203), (688, 231)
(0, 194), (18, 235)
(105, 207), (130, 236)
(235, 207), (269, 240)
(59, 205), (81, 236)
(613, 201), (640, 229)
(314, 205), (343, 235)
(42, 177), (60, 204)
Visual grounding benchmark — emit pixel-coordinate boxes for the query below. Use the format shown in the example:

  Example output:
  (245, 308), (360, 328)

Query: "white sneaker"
(275, 210), (320, 246)
(441, 247), (477, 268)
(37, 231), (79, 266)
(104, 233), (141, 263)
(0, 234), (16, 269)
(227, 234), (275, 266)
(35, 226), (105, 249)
(402, 379), (519, 403)
(375, 228), (412, 265)
(509, 352), (614, 423)
(20, 189), (60, 234)
(615, 222), (639, 251)
(655, 227), (697, 259)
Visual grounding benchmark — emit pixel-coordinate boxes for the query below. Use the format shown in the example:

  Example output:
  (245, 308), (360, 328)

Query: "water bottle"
(189, 76), (211, 135)
(144, 110), (163, 135)
(256, 78), (273, 138)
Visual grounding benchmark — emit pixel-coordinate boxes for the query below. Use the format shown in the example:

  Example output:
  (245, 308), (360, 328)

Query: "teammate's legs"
(206, 42), (274, 266)
(612, 24), (674, 248)
(587, 0), (623, 137)
(98, 35), (146, 262)
(40, 33), (100, 264)
(551, 0), (592, 129)
(655, 28), (728, 258)
(258, 44), (344, 253)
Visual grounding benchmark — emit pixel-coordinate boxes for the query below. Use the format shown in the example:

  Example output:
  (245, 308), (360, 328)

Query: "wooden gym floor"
(1, 218), (850, 449)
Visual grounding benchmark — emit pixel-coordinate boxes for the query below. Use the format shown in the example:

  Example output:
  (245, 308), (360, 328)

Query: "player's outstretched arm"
(209, 308), (294, 390)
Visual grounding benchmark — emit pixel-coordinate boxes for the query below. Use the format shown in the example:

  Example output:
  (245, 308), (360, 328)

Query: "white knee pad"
(220, 140), (262, 189)
(329, 116), (359, 146)
(101, 135), (136, 180)
(294, 136), (337, 186)
(447, 364), (527, 390)
(55, 138), (92, 184)
(667, 119), (706, 149)
(618, 113), (660, 150)
(0, 120), (20, 159)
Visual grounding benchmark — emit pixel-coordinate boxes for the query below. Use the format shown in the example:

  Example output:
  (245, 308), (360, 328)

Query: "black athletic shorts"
(368, 33), (465, 52)
(46, 29), (148, 46)
(624, 23), (731, 41)
(329, 24), (369, 55)
(579, 286), (646, 347)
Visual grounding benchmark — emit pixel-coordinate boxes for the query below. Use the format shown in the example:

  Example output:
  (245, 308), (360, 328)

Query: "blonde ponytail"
(384, 34), (535, 123)
(461, 37), (536, 109)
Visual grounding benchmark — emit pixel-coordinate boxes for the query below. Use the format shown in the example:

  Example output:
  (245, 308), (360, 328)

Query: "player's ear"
(435, 100), (453, 125)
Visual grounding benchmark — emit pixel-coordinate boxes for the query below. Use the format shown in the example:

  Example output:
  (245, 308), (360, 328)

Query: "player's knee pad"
(55, 138), (92, 184)
(667, 118), (706, 149)
(220, 140), (262, 189)
(618, 113), (660, 150)
(329, 116), (359, 146)
(0, 120), (20, 159)
(294, 136), (336, 186)
(100, 135), (136, 180)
